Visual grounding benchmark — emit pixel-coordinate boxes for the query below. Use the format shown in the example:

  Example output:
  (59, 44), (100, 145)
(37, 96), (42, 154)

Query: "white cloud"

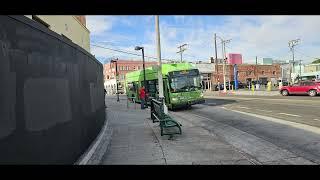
(86, 16), (115, 35)
(172, 15), (320, 63)
(90, 15), (320, 64)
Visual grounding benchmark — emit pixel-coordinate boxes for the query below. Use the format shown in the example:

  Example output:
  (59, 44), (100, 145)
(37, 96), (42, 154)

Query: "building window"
(32, 15), (50, 28)
(273, 71), (276, 75)
(133, 66), (136, 70)
(138, 66), (140, 70)
(262, 71), (265, 75)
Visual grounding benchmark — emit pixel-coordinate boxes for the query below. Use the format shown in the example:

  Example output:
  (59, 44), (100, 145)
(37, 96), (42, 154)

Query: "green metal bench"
(150, 98), (182, 137)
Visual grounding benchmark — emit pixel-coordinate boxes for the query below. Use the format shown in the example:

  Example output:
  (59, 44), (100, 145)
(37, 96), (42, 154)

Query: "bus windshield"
(169, 75), (201, 92)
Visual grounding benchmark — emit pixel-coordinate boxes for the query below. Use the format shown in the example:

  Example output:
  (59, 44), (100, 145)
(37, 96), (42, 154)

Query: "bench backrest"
(151, 98), (165, 119)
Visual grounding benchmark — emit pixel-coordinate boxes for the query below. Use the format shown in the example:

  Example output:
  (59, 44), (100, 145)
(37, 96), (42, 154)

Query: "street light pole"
(134, 46), (147, 106)
(111, 59), (120, 102)
(141, 47), (147, 103)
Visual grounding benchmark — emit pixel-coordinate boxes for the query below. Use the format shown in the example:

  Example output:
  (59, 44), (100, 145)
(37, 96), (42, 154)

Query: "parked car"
(213, 84), (224, 91)
(213, 81), (245, 91)
(280, 81), (320, 96)
(230, 81), (245, 89)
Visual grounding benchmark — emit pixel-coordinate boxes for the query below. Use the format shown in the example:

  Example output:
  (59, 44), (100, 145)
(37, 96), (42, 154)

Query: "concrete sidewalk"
(101, 95), (254, 165)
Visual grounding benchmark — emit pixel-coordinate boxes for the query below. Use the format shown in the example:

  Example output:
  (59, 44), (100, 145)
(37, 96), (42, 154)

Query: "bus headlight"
(172, 97), (178, 102)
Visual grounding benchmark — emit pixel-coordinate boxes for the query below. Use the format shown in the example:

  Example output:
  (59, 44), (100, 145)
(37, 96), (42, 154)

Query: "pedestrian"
(104, 88), (107, 108)
(139, 86), (146, 109)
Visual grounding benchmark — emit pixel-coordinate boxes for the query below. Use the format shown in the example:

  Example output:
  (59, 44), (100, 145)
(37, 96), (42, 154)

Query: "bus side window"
(147, 80), (156, 93)
(132, 82), (136, 91)
(128, 82), (136, 91)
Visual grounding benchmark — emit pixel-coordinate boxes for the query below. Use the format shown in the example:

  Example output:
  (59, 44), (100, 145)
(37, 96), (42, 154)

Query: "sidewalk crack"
(146, 119), (167, 165)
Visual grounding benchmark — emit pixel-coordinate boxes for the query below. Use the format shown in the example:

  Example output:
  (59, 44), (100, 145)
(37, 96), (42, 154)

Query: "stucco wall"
(0, 15), (104, 164)
(25, 15), (90, 52)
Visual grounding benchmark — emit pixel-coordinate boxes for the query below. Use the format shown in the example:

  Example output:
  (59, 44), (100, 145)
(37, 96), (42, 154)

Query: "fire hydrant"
(267, 81), (272, 91)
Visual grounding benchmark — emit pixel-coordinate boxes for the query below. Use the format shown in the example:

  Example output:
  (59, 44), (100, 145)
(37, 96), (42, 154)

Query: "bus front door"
(163, 79), (171, 106)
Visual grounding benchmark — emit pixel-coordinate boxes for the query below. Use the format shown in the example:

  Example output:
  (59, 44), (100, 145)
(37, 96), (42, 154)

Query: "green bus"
(125, 62), (205, 109)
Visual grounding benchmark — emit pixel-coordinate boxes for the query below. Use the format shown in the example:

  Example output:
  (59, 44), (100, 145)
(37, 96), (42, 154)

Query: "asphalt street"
(171, 95), (320, 164)
(204, 95), (320, 127)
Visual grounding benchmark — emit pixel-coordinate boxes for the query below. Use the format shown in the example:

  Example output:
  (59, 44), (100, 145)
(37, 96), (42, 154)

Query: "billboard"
(263, 58), (273, 65)
(228, 53), (243, 64)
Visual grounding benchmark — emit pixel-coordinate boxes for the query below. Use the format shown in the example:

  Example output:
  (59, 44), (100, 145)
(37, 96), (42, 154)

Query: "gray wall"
(0, 16), (105, 164)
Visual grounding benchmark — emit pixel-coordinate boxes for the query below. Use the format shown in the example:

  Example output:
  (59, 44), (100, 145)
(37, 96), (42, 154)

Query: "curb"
(204, 91), (280, 97)
(75, 110), (113, 165)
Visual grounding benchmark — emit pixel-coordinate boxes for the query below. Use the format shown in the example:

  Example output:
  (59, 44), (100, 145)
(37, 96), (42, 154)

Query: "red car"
(280, 81), (320, 96)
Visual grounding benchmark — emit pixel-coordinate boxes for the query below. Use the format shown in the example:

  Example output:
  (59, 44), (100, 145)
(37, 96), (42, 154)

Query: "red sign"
(228, 53), (243, 64)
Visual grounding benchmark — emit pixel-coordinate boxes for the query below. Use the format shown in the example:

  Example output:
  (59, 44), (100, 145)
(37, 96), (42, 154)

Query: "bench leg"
(160, 126), (163, 136)
(177, 125), (182, 135)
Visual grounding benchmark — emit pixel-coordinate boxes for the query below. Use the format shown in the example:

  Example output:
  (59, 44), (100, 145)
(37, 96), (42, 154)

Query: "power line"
(184, 53), (208, 60)
(91, 43), (172, 62)
(294, 49), (319, 60)
(177, 43), (188, 62)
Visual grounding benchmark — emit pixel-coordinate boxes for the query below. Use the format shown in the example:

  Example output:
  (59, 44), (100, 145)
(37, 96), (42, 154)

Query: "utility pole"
(214, 33), (218, 84)
(177, 43), (187, 62)
(155, 15), (167, 114)
(221, 39), (231, 93)
(256, 56), (258, 81)
(221, 39), (226, 92)
(288, 39), (300, 84)
(299, 60), (302, 77)
(281, 65), (284, 82)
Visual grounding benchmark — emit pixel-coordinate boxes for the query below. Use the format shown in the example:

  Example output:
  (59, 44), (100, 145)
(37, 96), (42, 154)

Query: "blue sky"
(87, 15), (320, 64)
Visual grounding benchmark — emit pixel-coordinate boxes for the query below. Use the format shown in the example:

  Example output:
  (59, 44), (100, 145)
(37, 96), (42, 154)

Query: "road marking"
(238, 106), (251, 109)
(220, 107), (320, 135)
(206, 96), (319, 104)
(256, 109), (273, 113)
(314, 119), (320, 121)
(278, 113), (302, 117)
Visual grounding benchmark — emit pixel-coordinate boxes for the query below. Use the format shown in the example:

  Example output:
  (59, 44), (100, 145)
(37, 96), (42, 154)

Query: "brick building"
(103, 60), (158, 94)
(74, 16), (86, 26)
(212, 64), (281, 85)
